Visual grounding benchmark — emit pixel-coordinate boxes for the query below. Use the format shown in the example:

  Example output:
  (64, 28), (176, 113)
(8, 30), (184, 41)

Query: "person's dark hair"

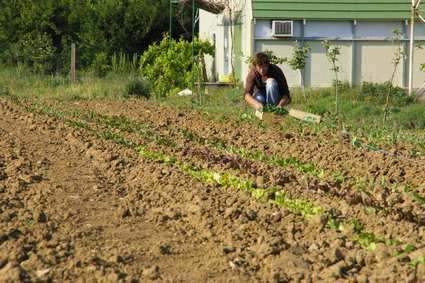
(253, 52), (270, 67)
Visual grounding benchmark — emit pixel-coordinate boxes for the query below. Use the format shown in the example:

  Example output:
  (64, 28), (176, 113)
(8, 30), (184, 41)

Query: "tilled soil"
(0, 97), (424, 282)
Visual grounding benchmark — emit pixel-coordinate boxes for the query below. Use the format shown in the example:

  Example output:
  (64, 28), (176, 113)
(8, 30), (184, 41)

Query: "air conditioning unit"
(272, 20), (293, 37)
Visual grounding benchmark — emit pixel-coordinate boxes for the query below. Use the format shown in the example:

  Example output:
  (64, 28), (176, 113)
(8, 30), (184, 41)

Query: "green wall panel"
(253, 0), (424, 19)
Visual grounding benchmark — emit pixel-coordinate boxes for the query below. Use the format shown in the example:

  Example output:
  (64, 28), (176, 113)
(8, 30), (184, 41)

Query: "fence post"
(71, 43), (76, 83)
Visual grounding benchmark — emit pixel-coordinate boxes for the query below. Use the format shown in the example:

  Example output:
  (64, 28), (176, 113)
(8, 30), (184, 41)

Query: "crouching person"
(244, 52), (291, 111)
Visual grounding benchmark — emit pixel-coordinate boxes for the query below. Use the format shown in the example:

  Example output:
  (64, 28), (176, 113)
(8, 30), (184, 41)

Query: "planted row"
(14, 95), (425, 211)
(8, 96), (423, 267)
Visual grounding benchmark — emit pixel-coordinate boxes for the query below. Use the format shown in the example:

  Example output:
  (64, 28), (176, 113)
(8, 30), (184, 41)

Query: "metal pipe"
(192, 0), (195, 91)
(169, 0), (172, 39)
(408, 0), (417, 96)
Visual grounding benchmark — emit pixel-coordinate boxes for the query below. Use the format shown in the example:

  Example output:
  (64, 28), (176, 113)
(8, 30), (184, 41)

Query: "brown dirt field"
(0, 97), (424, 282)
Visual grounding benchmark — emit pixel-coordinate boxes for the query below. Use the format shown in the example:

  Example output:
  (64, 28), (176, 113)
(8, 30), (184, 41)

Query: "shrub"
(91, 52), (110, 77)
(112, 52), (139, 74)
(12, 33), (55, 74)
(139, 35), (214, 97)
(393, 104), (425, 129)
(126, 77), (150, 98)
(360, 82), (412, 106)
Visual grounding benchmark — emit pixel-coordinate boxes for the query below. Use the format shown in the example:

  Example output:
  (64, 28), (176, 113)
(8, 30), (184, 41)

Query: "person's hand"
(277, 95), (291, 108)
(254, 102), (263, 112)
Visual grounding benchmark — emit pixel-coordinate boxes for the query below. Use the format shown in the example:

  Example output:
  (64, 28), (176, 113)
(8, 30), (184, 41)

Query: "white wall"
(355, 42), (403, 85)
(200, 9), (425, 87)
(252, 19), (425, 88)
(306, 41), (352, 87)
(356, 21), (404, 39)
(254, 41), (301, 86)
(199, 1), (253, 82)
(199, 10), (220, 81)
(305, 21), (352, 39)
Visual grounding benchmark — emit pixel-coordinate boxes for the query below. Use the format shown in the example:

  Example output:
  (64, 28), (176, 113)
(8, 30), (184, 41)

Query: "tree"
(0, 0), (187, 72)
(286, 42), (310, 99)
(322, 40), (341, 118)
(383, 30), (405, 124)
(223, 0), (246, 79)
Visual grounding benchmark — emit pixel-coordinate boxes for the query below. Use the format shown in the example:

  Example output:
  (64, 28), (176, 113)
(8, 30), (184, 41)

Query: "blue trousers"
(253, 78), (281, 106)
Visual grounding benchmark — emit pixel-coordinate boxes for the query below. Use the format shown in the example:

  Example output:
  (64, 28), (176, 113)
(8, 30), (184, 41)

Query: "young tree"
(383, 30), (405, 124)
(224, 0), (246, 80)
(322, 40), (341, 118)
(286, 42), (310, 99)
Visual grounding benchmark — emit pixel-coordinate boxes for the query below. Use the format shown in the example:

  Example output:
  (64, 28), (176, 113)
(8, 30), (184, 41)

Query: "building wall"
(253, 19), (425, 88)
(200, 3), (425, 88)
(199, 10), (222, 81)
(199, 1), (253, 83)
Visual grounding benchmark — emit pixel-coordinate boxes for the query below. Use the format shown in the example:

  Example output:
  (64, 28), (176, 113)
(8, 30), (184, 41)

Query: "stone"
(417, 263), (425, 279)
(159, 244), (171, 255)
(143, 265), (160, 280)
(308, 244), (319, 252)
(246, 210), (257, 221)
(355, 251), (366, 267)
(271, 212), (282, 222)
(35, 268), (50, 278)
(334, 248), (345, 262)
(105, 272), (119, 282)
(117, 207), (131, 218)
(256, 176), (265, 188)
(374, 243), (390, 262)
(321, 261), (348, 279)
(355, 274), (369, 283)
(223, 246), (236, 254)
(35, 210), (47, 223)
(0, 262), (25, 282)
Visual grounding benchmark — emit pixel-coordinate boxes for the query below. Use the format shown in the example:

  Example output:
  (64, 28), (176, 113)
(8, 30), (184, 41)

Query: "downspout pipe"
(408, 0), (421, 95)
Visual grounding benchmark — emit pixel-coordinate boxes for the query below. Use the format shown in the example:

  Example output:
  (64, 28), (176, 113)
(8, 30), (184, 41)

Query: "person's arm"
(277, 95), (291, 108)
(245, 93), (263, 111)
(273, 65), (291, 108)
(244, 69), (263, 110)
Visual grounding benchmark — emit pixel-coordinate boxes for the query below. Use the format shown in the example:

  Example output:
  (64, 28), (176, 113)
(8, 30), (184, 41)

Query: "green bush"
(126, 77), (150, 98)
(332, 80), (351, 93)
(91, 52), (110, 77)
(360, 81), (412, 106)
(139, 35), (214, 97)
(12, 33), (55, 74)
(393, 104), (425, 129)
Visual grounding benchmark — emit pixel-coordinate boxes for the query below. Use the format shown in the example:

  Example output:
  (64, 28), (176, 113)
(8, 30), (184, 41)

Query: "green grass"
(0, 65), (129, 101)
(159, 85), (425, 154)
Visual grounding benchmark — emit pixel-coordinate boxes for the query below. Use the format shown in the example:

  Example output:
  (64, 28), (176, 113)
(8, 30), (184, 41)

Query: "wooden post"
(71, 43), (76, 83)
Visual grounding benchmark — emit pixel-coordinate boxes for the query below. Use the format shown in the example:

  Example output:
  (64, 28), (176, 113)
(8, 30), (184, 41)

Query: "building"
(199, 0), (425, 88)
